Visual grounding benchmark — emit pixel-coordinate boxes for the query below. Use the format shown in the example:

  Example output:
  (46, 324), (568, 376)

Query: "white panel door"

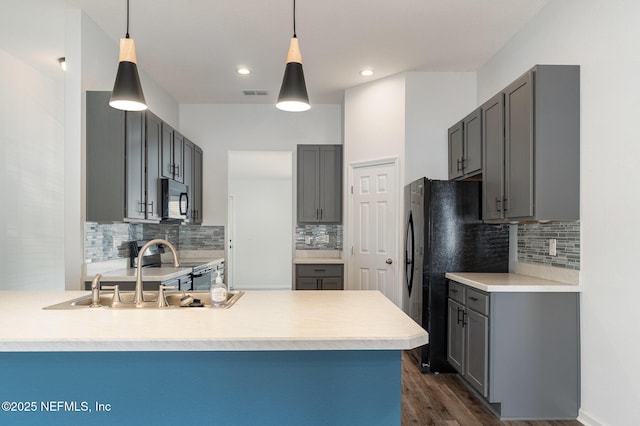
(351, 162), (398, 304)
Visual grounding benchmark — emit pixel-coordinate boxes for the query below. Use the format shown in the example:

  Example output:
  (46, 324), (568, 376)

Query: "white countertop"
(0, 290), (428, 352)
(83, 257), (224, 282)
(445, 272), (581, 293)
(293, 257), (344, 264)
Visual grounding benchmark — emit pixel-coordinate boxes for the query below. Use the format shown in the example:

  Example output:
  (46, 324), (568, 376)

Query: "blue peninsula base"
(0, 350), (401, 426)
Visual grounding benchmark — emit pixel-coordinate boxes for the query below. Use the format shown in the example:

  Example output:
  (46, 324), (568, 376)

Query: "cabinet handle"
(456, 307), (463, 324)
(456, 158), (463, 172)
(320, 209), (323, 220)
(451, 288), (458, 293)
(138, 201), (145, 214)
(495, 197), (502, 212)
(316, 208), (320, 220)
(462, 311), (468, 327)
(147, 201), (154, 215)
(461, 157), (467, 170)
(503, 198), (509, 211)
(469, 296), (479, 302)
(175, 164), (180, 177)
(314, 269), (326, 272)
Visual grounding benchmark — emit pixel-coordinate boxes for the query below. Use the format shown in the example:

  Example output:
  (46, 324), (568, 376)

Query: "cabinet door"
(318, 145), (342, 223)
(86, 91), (126, 222)
(183, 139), (194, 221)
(145, 111), (163, 221)
(448, 122), (464, 180)
(173, 131), (185, 183)
(296, 278), (318, 290)
(320, 277), (343, 290)
(297, 146), (320, 223)
(504, 72), (534, 218)
(463, 109), (482, 177)
(465, 309), (489, 397)
(447, 299), (465, 374)
(193, 146), (203, 224)
(125, 111), (146, 220)
(482, 93), (505, 220)
(160, 122), (174, 179)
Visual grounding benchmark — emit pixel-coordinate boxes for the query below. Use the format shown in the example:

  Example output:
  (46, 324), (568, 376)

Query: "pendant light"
(276, 0), (310, 112)
(109, 0), (147, 111)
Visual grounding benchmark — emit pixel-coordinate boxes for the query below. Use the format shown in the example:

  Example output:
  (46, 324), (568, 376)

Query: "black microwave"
(161, 179), (189, 222)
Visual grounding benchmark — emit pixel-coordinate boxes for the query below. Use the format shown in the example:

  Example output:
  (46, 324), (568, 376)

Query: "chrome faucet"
(90, 273), (102, 308)
(135, 239), (180, 307)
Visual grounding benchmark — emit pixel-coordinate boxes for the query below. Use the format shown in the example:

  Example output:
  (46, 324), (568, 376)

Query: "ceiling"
(7, 0), (550, 105)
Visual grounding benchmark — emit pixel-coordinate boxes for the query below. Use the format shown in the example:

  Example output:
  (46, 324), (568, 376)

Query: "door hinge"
(351, 185), (354, 194)
(351, 246), (354, 255)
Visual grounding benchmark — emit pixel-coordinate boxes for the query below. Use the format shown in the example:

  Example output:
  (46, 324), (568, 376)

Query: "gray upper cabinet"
(448, 122), (464, 180)
(161, 124), (184, 183)
(87, 91), (126, 222)
(193, 146), (203, 224)
(182, 139), (204, 224)
(183, 139), (194, 221)
(448, 108), (482, 180)
(297, 145), (343, 224)
(87, 91), (202, 224)
(124, 109), (162, 221)
(87, 92), (160, 222)
(483, 65), (580, 222)
(482, 94), (505, 221)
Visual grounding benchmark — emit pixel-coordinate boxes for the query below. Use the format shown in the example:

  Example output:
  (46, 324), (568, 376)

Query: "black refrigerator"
(402, 178), (509, 373)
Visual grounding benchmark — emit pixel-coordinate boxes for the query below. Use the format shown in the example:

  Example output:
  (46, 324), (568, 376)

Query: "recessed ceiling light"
(360, 69), (374, 77)
(237, 67), (251, 75)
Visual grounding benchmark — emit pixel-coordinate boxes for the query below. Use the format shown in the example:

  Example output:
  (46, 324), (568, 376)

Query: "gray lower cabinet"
(448, 108), (482, 180)
(297, 145), (342, 224)
(295, 264), (344, 290)
(483, 65), (580, 222)
(447, 279), (579, 420)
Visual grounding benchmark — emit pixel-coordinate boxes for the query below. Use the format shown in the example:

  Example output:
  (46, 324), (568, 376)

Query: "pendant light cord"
(292, 0), (297, 37)
(125, 0), (130, 39)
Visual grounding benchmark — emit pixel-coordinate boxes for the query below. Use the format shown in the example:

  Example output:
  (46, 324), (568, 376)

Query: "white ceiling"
(6, 0), (550, 105)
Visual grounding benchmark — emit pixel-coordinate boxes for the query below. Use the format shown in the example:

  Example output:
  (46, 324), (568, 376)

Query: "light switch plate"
(549, 239), (557, 256)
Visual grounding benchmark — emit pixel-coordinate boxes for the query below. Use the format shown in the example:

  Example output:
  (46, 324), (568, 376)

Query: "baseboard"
(577, 409), (604, 426)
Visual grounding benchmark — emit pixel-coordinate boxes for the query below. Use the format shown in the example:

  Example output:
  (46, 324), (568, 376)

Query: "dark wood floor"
(401, 351), (583, 426)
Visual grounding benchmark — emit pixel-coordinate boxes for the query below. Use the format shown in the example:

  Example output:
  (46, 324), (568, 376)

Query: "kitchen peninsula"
(0, 290), (426, 425)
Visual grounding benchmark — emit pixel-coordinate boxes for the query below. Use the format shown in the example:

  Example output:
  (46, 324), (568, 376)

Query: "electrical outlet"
(549, 239), (557, 256)
(305, 236), (312, 245)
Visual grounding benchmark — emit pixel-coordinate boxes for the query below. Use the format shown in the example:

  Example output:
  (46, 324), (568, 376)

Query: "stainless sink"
(44, 290), (244, 310)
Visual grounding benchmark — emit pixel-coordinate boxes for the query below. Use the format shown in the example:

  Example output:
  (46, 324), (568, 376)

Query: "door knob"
(386, 258), (393, 265)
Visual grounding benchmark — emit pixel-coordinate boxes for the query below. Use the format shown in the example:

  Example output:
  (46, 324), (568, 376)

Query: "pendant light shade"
(110, 0), (147, 111)
(276, 0), (310, 112)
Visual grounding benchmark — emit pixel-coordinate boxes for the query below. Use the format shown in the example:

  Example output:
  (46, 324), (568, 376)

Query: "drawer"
(448, 281), (465, 303)
(296, 264), (343, 278)
(466, 288), (489, 315)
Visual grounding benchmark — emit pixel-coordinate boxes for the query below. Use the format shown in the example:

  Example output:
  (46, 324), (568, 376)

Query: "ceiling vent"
(242, 89), (269, 96)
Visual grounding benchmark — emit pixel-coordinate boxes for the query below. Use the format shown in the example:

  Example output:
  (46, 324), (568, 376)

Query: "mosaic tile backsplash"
(296, 225), (343, 250)
(85, 222), (225, 262)
(517, 221), (580, 270)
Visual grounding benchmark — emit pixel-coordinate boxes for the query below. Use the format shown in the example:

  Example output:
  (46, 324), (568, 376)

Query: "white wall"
(179, 104), (342, 226)
(0, 47), (65, 290)
(477, 1), (640, 424)
(405, 72), (476, 183)
(344, 74), (407, 171)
